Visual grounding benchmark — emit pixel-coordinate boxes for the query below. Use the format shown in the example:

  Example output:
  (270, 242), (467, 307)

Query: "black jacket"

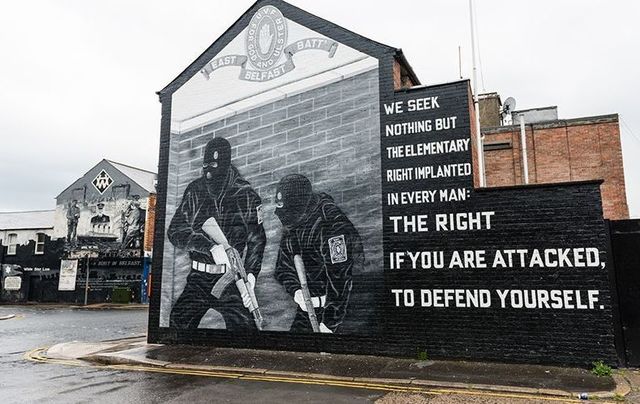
(275, 193), (363, 332)
(167, 167), (265, 277)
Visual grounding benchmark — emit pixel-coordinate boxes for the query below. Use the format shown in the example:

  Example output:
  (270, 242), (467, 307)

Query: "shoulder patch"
(328, 235), (347, 264)
(256, 204), (263, 225)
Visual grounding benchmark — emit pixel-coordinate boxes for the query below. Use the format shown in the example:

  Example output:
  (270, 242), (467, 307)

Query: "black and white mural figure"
(122, 197), (145, 249)
(159, 3), (382, 334)
(167, 138), (266, 330)
(66, 200), (80, 243)
(91, 202), (111, 234)
(274, 174), (363, 333)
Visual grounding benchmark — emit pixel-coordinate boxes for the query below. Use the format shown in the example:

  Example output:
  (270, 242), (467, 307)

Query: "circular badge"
(246, 5), (288, 71)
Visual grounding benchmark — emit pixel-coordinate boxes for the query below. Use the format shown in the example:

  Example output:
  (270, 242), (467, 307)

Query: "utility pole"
(469, 0), (486, 187)
(84, 256), (90, 305)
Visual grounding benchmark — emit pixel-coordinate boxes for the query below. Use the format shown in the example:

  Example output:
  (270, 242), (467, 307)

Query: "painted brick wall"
(483, 116), (629, 220)
(160, 69), (382, 329)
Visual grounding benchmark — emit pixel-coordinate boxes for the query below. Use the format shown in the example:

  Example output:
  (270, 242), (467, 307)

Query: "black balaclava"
(203, 138), (232, 194)
(274, 174), (313, 230)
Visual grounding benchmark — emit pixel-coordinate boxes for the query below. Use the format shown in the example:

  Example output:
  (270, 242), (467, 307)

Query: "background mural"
(160, 5), (382, 333)
(54, 160), (151, 255)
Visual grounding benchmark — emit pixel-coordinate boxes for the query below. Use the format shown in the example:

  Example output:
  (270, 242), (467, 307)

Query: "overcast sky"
(1, 0), (638, 217)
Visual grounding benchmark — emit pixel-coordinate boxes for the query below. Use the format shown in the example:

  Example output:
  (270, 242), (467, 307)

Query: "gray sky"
(1, 0), (638, 217)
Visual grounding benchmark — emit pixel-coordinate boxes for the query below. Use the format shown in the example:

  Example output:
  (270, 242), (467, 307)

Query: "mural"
(160, 4), (381, 332)
(167, 137), (266, 330)
(54, 159), (155, 253)
(57, 192), (147, 253)
(51, 161), (154, 303)
(152, 1), (619, 365)
(273, 174), (363, 333)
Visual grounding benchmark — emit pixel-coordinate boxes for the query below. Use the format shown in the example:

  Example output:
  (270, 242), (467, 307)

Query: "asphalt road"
(0, 305), (587, 403)
(0, 305), (386, 404)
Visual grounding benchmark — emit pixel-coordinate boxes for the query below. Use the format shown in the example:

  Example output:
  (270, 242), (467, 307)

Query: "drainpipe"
(520, 114), (530, 184)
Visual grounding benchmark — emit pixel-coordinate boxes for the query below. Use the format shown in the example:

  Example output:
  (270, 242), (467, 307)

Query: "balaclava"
(203, 138), (232, 194)
(274, 174), (313, 230)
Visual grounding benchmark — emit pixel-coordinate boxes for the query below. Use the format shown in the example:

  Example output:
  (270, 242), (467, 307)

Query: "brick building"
(479, 94), (629, 220)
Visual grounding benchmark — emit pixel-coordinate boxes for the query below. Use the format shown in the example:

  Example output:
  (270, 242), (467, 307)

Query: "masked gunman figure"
(167, 138), (266, 330)
(274, 174), (363, 334)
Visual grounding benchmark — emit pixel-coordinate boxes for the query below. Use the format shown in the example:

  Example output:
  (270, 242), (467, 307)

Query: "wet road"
(0, 306), (578, 403)
(0, 305), (384, 404)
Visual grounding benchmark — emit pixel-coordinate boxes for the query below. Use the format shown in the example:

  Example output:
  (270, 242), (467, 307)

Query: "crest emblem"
(246, 5), (287, 71)
(92, 170), (113, 194)
(200, 6), (339, 83)
(328, 235), (348, 264)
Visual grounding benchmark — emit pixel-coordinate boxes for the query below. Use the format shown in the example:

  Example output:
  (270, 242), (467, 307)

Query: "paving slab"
(141, 344), (614, 393)
(46, 341), (120, 360)
(84, 346), (171, 367)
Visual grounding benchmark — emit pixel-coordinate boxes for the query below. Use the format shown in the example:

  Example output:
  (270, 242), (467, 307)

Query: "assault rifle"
(293, 254), (320, 333)
(202, 218), (263, 330)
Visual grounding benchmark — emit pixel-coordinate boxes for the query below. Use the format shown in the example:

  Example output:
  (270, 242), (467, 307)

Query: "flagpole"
(469, 0), (486, 187)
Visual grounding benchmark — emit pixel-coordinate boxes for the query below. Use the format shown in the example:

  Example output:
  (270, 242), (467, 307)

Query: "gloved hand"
(241, 273), (256, 309)
(210, 244), (230, 267)
(294, 290), (325, 312)
(294, 289), (308, 312)
(319, 323), (333, 333)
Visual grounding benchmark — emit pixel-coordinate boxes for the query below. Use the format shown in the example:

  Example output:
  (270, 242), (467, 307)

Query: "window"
(7, 233), (17, 255)
(35, 233), (45, 255)
(484, 140), (512, 151)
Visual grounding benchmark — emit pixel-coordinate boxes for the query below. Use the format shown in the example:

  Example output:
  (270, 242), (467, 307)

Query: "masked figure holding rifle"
(167, 138), (266, 330)
(274, 174), (363, 334)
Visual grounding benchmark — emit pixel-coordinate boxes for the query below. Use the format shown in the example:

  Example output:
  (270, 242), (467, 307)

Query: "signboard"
(91, 258), (144, 269)
(3, 276), (22, 291)
(379, 82), (614, 363)
(58, 259), (78, 291)
(68, 250), (100, 259)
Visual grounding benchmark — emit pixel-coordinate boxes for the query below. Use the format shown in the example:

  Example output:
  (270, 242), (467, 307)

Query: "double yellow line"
(24, 347), (593, 403)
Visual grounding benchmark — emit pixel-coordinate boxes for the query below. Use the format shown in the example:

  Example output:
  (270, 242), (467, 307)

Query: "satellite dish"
(502, 97), (516, 114)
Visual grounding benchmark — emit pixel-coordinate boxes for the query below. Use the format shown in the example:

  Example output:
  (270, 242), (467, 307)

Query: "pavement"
(0, 302), (149, 310)
(35, 336), (639, 402)
(70, 303), (149, 310)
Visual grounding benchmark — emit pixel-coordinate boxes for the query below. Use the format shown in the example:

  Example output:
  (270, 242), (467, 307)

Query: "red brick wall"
(143, 193), (156, 253)
(482, 115), (629, 220)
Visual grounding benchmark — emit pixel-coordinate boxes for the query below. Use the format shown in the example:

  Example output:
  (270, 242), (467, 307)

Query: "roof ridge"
(105, 159), (157, 174)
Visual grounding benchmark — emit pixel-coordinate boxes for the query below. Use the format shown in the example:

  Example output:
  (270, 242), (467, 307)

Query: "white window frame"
(35, 233), (45, 255)
(7, 233), (18, 255)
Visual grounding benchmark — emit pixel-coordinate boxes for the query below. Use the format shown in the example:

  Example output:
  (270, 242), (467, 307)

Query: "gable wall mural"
(150, 1), (618, 366)
(54, 161), (150, 254)
(160, 4), (381, 333)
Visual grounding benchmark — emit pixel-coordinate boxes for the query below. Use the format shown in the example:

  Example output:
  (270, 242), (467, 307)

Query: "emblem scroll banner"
(199, 5), (338, 82)
(200, 38), (338, 82)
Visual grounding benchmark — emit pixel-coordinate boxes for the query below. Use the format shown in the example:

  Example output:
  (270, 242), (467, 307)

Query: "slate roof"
(106, 160), (157, 194)
(0, 210), (55, 230)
